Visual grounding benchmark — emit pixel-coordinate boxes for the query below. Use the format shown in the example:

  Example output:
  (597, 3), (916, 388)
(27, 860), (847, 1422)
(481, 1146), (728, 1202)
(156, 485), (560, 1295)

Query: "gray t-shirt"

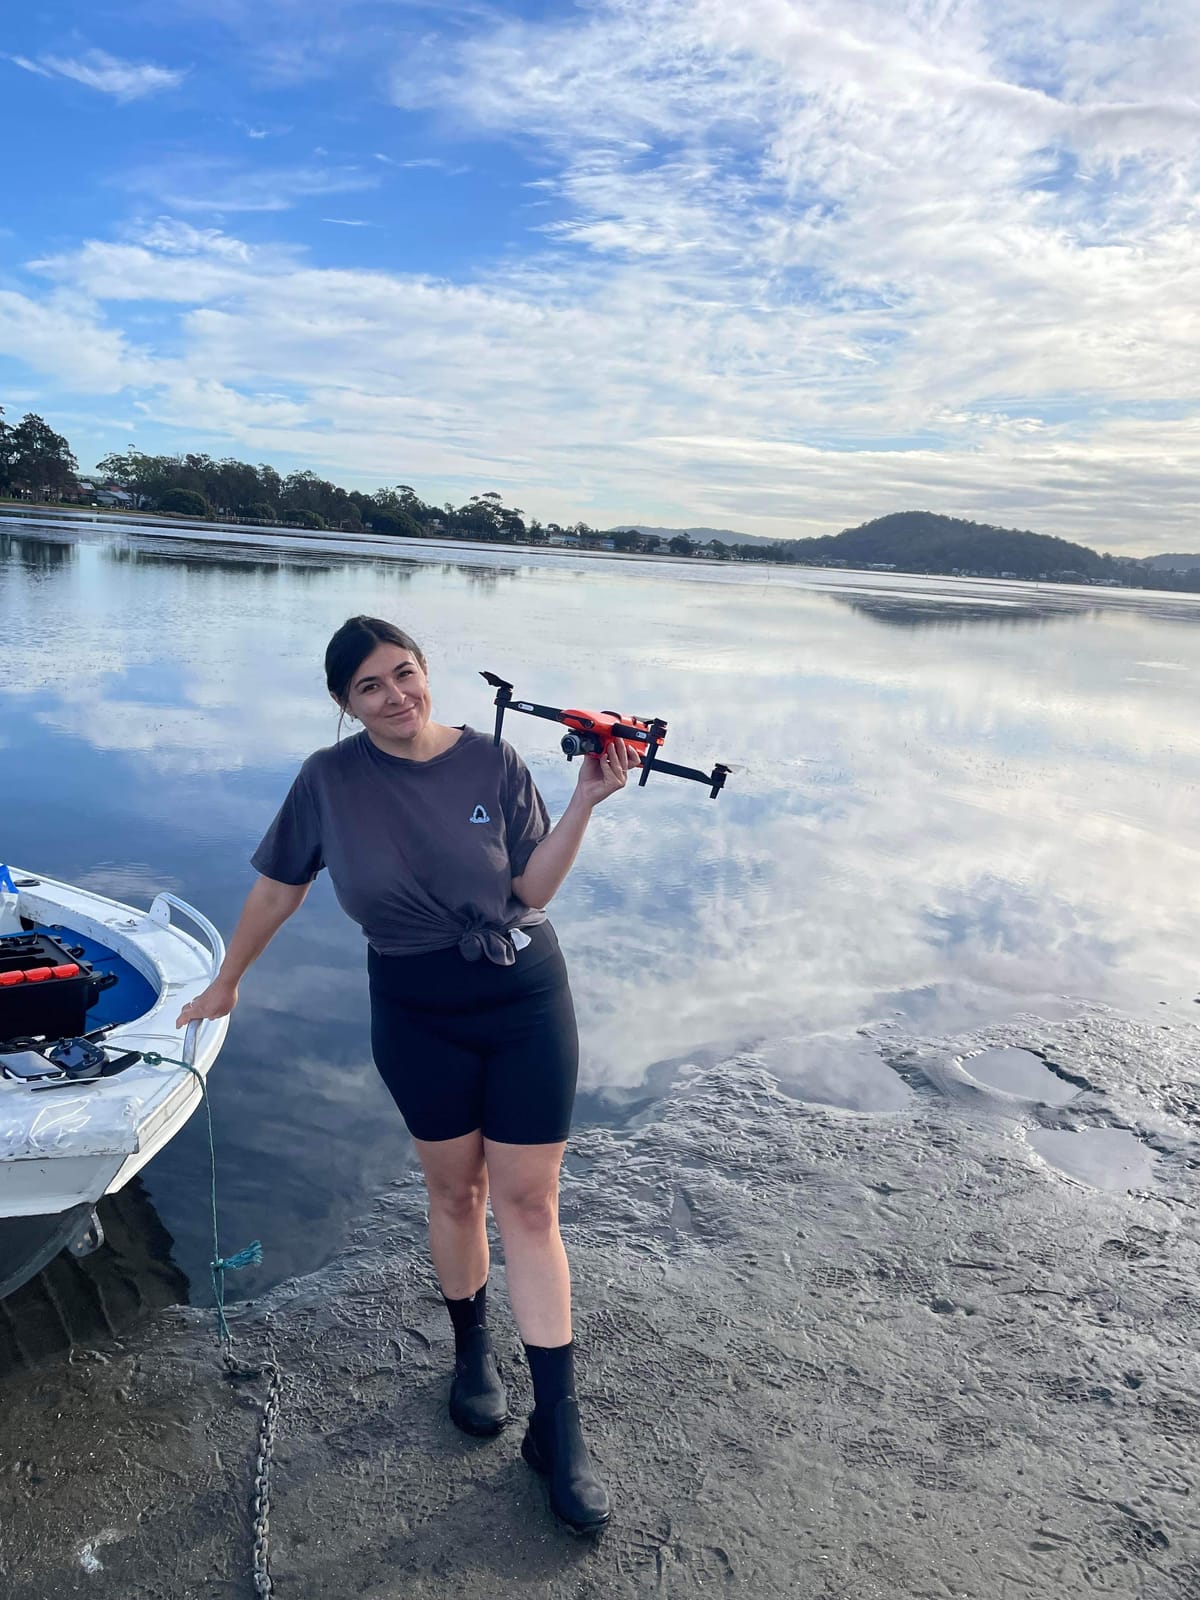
(251, 727), (550, 964)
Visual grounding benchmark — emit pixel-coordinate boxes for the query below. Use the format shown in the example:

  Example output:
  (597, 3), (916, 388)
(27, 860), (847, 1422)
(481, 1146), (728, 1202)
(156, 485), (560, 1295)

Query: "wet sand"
(2, 1004), (1198, 1598)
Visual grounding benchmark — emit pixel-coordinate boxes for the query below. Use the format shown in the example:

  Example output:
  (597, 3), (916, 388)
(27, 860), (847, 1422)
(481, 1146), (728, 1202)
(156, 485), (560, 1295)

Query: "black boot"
(449, 1324), (508, 1436)
(522, 1396), (611, 1534)
(444, 1283), (507, 1436)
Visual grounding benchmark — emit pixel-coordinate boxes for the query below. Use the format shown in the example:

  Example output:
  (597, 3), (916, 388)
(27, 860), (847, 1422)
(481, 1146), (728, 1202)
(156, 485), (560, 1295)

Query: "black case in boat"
(0, 931), (106, 1043)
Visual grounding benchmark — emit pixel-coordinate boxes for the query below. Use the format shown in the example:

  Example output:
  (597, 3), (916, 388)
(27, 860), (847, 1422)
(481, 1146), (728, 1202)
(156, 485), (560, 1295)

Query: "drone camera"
(561, 731), (603, 758)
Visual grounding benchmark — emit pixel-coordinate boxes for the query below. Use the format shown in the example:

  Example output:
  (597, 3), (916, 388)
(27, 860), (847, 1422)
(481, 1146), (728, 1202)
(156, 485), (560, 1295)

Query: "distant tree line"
(0, 404), (702, 553)
(0, 408), (78, 500)
(2, 403), (1197, 591)
(0, 405), (539, 541)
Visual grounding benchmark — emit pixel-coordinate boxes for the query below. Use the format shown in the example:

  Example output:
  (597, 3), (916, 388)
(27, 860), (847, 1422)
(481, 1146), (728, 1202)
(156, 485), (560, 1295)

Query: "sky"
(1, 0), (1198, 554)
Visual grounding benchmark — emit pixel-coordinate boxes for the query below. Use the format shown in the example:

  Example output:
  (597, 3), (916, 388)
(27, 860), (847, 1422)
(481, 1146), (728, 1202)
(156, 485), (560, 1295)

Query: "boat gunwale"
(1, 870), (229, 1214)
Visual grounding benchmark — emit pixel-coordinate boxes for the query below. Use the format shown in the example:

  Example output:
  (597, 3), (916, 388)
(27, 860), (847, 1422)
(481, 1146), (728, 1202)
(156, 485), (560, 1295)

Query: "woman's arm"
(175, 874), (311, 1025)
(511, 740), (637, 908)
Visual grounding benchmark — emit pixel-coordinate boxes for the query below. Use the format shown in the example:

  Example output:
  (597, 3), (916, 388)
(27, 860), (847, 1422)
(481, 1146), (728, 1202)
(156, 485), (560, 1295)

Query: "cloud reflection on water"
(2, 522), (1199, 1109)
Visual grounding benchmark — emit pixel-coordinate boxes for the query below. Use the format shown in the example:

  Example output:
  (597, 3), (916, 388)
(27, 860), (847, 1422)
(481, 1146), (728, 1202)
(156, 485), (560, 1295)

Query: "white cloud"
(36, 49), (185, 100)
(18, 209), (1200, 549)
(6, 54), (53, 78)
(373, 153), (469, 173)
(123, 157), (378, 213)
(0, 289), (156, 394)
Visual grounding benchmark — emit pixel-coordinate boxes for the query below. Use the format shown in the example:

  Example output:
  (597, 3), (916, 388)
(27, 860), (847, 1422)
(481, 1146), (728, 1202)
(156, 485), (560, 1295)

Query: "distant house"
(94, 487), (134, 507)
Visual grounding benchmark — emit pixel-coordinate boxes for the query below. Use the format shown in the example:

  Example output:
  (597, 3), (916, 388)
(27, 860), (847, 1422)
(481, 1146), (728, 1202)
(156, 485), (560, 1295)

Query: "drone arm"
(512, 699), (571, 727)
(608, 720), (655, 749)
(481, 673), (569, 743)
(641, 756), (732, 799)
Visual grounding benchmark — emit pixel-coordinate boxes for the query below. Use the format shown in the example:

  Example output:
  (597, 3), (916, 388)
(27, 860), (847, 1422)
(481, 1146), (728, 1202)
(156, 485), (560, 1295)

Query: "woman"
(178, 615), (636, 1536)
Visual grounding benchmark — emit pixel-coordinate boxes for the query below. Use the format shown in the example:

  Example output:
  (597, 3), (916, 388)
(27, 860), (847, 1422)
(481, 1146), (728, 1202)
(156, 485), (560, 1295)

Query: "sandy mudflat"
(2, 1005), (1198, 1599)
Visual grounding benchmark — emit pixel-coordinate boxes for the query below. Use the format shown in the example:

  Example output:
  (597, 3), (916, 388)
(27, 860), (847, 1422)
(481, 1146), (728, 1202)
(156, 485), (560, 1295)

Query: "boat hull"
(0, 1179), (190, 1355)
(0, 1203), (97, 1301)
(1, 871), (228, 1221)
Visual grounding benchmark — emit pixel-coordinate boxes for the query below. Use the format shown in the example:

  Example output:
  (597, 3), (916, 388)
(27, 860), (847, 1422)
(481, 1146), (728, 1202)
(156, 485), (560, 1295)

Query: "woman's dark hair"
(325, 616), (427, 709)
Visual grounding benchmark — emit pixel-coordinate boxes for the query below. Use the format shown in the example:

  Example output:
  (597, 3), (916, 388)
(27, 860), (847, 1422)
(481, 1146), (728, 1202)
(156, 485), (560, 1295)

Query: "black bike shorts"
(367, 920), (579, 1145)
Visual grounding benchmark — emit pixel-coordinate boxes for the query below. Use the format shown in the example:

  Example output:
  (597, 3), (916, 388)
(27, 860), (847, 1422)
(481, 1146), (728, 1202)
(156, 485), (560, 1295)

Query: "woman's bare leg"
(412, 1130), (490, 1297)
(484, 1138), (570, 1345)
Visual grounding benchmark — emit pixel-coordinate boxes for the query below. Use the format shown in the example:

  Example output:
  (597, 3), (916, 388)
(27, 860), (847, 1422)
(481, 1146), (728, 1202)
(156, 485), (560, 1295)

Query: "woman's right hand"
(176, 977), (239, 1029)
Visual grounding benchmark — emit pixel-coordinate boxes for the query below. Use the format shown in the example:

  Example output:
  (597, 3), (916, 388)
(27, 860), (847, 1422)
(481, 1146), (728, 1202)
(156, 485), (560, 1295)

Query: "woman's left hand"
(575, 738), (642, 807)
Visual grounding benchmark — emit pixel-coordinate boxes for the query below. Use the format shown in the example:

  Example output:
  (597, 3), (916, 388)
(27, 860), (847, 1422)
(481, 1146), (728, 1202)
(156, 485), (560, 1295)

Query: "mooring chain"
(140, 1051), (285, 1597)
(250, 1355), (283, 1598)
(223, 1343), (283, 1597)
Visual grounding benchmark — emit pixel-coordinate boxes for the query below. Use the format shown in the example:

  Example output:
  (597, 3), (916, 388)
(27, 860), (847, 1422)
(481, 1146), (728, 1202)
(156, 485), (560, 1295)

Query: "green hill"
(1143, 552), (1200, 573)
(787, 511), (1115, 581)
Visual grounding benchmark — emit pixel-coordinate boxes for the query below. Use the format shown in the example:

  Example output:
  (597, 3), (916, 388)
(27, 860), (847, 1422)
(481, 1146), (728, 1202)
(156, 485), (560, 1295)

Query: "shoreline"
(4, 503), (1199, 603)
(2, 1004), (1197, 1597)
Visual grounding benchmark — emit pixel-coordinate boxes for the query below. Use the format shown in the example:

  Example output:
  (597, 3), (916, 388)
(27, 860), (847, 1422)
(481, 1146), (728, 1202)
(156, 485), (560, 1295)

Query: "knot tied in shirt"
(457, 921), (518, 966)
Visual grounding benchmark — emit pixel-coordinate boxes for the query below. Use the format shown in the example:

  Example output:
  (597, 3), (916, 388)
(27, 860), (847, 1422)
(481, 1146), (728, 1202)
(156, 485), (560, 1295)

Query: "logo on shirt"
(469, 804), (491, 825)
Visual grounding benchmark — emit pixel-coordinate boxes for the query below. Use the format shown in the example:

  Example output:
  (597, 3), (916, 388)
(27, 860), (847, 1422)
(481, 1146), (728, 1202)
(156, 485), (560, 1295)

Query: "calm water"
(3, 519), (1199, 1300)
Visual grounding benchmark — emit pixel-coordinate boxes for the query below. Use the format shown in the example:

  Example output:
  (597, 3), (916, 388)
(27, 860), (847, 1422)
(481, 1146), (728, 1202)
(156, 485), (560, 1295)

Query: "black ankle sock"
(443, 1282), (488, 1352)
(524, 1339), (576, 1415)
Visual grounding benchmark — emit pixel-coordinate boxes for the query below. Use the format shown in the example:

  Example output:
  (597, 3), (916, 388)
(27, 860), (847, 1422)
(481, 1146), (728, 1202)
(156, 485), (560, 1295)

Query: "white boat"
(1, 868), (228, 1295)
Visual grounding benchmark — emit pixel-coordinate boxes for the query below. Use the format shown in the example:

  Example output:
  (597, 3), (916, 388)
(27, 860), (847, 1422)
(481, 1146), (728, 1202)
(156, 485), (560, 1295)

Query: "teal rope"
(141, 1051), (261, 1344)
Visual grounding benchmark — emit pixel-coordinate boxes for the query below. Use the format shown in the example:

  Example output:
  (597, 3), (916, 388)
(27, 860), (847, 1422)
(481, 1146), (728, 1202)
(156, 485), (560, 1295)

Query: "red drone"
(481, 671), (731, 798)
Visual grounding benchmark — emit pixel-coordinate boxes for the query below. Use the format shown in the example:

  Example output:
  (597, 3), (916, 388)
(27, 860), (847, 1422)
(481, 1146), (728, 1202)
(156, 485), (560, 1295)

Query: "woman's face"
(341, 643), (432, 746)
